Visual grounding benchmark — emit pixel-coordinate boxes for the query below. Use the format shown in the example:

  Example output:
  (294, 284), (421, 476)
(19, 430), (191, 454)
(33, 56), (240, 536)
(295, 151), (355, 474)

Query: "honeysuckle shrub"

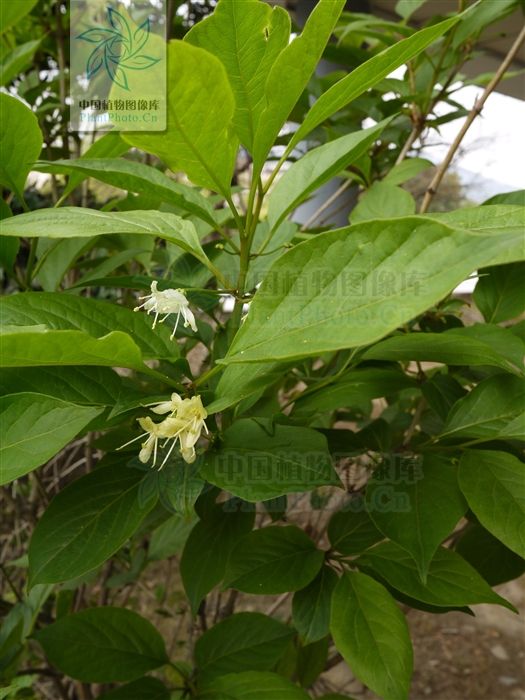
(1, 1), (524, 698)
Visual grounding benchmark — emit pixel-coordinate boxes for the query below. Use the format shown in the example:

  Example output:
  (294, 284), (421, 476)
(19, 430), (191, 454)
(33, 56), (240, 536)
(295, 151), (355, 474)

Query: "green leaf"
(195, 612), (293, 681)
(180, 502), (255, 614)
(455, 523), (525, 587)
(0, 676), (34, 699)
(351, 182), (415, 223)
(292, 565), (338, 644)
(148, 515), (196, 561)
(0, 393), (102, 486)
(473, 262), (525, 323)
(0, 93), (42, 199)
(459, 450), (525, 558)
(330, 571), (413, 700)
(97, 678), (170, 700)
(287, 14), (460, 151)
(433, 204), (525, 237)
(35, 237), (93, 292)
(365, 455), (467, 581)
(0, 327), (149, 373)
(357, 541), (516, 610)
(0, 582), (52, 673)
(422, 374), (467, 422)
(242, 220), (298, 290)
(441, 375), (525, 441)
(483, 190), (525, 206)
(28, 465), (155, 584)
(61, 133), (128, 200)
(123, 41), (237, 195)
(454, 324), (525, 374)
(200, 418), (339, 501)
(185, 0), (290, 151)
(1, 208), (210, 269)
(268, 120), (390, 232)
(0, 366), (129, 408)
(395, 0), (427, 19)
(38, 158), (218, 227)
(224, 525), (323, 594)
(221, 214), (525, 367)
(34, 607), (168, 682)
(143, 461), (204, 517)
(0, 199), (17, 272)
(383, 157), (432, 186)
(327, 496), (383, 556)
(452, 0), (519, 48)
(295, 636), (329, 688)
(294, 368), (415, 415)
(0, 39), (41, 86)
(363, 325), (524, 375)
(0, 291), (177, 360)
(198, 671), (309, 700)
(70, 248), (148, 290)
(0, 0), (37, 33)
(252, 0), (345, 174)
(209, 360), (287, 413)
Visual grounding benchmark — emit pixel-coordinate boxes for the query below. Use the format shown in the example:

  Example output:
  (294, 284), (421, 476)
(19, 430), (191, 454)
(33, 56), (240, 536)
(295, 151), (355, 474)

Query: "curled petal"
(151, 401), (175, 415)
(182, 307), (198, 332)
(139, 434), (155, 464)
(137, 415), (157, 433)
(181, 445), (196, 464)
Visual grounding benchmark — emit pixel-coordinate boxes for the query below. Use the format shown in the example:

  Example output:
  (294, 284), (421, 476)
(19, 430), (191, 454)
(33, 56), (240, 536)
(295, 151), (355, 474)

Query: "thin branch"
(420, 24), (525, 213)
(266, 592), (290, 616)
(54, 1), (69, 159)
(300, 179), (353, 231)
(166, 0), (176, 40)
(1, 563), (23, 602)
(219, 589), (238, 620)
(324, 652), (343, 671)
(403, 397), (426, 447)
(395, 121), (423, 166)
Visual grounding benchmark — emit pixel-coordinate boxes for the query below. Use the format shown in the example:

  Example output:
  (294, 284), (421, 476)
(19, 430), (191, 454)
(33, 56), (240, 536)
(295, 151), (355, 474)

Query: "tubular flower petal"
(149, 392), (183, 415)
(134, 281), (198, 338)
(120, 393), (208, 468)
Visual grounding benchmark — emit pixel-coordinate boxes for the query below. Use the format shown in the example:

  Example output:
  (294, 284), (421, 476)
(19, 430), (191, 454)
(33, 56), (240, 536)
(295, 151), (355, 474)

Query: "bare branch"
(420, 24), (525, 213)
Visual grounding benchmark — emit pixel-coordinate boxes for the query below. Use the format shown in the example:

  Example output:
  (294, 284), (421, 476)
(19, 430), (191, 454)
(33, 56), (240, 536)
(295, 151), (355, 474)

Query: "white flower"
(118, 393), (208, 468)
(148, 392), (184, 415)
(134, 281), (197, 339)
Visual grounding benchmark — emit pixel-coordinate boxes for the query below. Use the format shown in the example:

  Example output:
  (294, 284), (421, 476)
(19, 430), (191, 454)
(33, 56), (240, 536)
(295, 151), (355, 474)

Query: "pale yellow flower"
(119, 393), (208, 468)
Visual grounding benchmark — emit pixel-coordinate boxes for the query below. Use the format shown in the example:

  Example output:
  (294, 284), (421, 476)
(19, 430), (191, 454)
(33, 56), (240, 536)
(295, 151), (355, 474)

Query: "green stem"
(138, 365), (185, 391)
(225, 194), (245, 237)
(262, 149), (289, 196)
(228, 179), (264, 342)
(216, 225), (241, 253)
(25, 238), (38, 288)
(55, 192), (68, 207)
(197, 177), (264, 395)
(228, 238), (250, 343)
(281, 350), (358, 410)
(206, 260), (230, 290)
(244, 175), (260, 238)
(194, 363), (223, 388)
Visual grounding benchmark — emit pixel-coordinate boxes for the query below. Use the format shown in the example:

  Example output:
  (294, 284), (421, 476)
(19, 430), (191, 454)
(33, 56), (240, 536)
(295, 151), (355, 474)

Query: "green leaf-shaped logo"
(76, 5), (160, 91)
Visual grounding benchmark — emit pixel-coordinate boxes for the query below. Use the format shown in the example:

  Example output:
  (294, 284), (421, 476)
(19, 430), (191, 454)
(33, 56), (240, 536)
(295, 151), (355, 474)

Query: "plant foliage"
(1, 0), (524, 698)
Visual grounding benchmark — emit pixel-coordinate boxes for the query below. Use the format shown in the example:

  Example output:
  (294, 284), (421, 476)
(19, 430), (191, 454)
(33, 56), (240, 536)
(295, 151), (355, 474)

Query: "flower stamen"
(134, 282), (197, 339)
(119, 393), (208, 468)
